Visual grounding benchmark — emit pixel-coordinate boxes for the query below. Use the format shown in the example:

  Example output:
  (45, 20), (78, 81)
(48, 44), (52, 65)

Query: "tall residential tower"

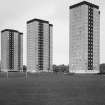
(1, 29), (23, 72)
(69, 1), (100, 73)
(27, 19), (53, 72)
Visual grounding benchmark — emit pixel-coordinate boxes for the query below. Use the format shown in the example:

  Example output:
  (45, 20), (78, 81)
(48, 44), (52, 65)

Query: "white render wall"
(93, 8), (100, 72)
(43, 23), (49, 71)
(27, 20), (53, 72)
(1, 31), (9, 72)
(20, 34), (23, 71)
(1, 30), (23, 72)
(69, 5), (100, 73)
(14, 32), (19, 71)
(27, 21), (39, 72)
(49, 25), (53, 71)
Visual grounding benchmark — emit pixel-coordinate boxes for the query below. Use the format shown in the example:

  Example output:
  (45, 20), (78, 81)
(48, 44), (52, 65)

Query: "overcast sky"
(0, 0), (105, 65)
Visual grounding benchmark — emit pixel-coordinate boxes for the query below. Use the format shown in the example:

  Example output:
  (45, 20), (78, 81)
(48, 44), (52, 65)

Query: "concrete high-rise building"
(69, 1), (100, 73)
(27, 19), (53, 72)
(1, 29), (23, 72)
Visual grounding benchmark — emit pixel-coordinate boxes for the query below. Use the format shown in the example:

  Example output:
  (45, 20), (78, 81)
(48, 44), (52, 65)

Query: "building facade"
(27, 19), (53, 72)
(69, 1), (100, 73)
(1, 29), (23, 72)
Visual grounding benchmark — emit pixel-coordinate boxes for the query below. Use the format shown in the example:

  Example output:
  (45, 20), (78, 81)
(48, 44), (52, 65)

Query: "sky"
(0, 0), (105, 65)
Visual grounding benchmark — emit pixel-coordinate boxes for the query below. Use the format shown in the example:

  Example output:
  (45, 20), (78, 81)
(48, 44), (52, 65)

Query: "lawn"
(0, 72), (105, 105)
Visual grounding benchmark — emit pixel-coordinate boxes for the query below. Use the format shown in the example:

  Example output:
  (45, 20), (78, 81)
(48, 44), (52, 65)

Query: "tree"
(53, 64), (69, 73)
(0, 61), (1, 72)
(100, 63), (105, 74)
(23, 65), (27, 72)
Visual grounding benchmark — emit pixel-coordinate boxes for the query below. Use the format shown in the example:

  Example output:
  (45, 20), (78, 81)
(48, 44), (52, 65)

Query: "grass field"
(0, 72), (105, 105)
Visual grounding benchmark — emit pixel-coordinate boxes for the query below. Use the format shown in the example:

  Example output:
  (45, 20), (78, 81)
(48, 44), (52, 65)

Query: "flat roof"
(19, 32), (23, 35)
(70, 1), (99, 9)
(27, 18), (49, 24)
(1, 29), (23, 34)
(49, 24), (53, 26)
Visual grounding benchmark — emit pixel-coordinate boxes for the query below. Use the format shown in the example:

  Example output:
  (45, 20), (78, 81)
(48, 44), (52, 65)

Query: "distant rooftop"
(27, 18), (49, 24)
(70, 1), (99, 9)
(1, 29), (23, 34)
(49, 24), (53, 26)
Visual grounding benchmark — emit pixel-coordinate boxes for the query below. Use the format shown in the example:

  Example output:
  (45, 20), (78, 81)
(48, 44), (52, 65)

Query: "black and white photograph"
(0, 0), (105, 105)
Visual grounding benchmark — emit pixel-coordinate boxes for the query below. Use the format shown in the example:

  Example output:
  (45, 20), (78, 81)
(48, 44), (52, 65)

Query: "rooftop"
(70, 1), (99, 9)
(27, 18), (49, 24)
(1, 29), (23, 34)
(49, 24), (53, 26)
